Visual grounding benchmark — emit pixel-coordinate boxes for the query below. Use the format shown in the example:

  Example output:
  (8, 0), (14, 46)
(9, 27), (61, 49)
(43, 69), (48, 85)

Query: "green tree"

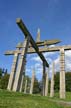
(65, 72), (71, 91)
(22, 75), (31, 93)
(0, 68), (2, 78)
(0, 73), (9, 89)
(54, 72), (71, 92)
(33, 77), (40, 94)
(0, 68), (9, 89)
(54, 72), (59, 92)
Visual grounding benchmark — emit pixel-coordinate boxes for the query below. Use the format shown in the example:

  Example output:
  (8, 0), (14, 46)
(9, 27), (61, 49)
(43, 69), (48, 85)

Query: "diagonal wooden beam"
(16, 18), (49, 67)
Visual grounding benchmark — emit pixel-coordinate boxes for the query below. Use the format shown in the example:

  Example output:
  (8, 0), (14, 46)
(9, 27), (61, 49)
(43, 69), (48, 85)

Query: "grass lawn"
(0, 90), (71, 108)
(49, 92), (71, 102)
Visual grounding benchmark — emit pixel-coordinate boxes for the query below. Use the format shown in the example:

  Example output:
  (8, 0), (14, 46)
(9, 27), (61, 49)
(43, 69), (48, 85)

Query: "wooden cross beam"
(16, 18), (49, 67)
(16, 24), (60, 48)
(16, 39), (60, 48)
(28, 45), (71, 53)
(5, 45), (71, 55)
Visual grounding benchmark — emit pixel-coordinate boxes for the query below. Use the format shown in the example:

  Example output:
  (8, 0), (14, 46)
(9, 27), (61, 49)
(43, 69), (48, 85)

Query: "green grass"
(0, 90), (71, 108)
(49, 92), (71, 102)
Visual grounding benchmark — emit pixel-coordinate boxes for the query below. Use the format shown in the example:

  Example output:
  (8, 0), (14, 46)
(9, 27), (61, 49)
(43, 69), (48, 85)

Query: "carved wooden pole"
(42, 62), (46, 96)
(50, 62), (55, 97)
(30, 69), (35, 94)
(24, 79), (28, 94)
(12, 37), (30, 91)
(60, 48), (66, 99)
(36, 28), (40, 42)
(45, 68), (49, 96)
(19, 59), (26, 92)
(19, 73), (24, 92)
(7, 49), (19, 91)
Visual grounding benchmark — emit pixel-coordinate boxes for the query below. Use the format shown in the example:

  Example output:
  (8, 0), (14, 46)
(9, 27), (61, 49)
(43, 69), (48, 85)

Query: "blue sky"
(0, 0), (71, 79)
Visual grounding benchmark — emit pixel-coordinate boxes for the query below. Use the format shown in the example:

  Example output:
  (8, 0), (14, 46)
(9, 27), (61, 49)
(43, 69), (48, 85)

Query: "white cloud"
(26, 68), (31, 73)
(31, 52), (55, 63)
(65, 51), (71, 71)
(31, 55), (42, 63)
(52, 50), (71, 72)
(35, 63), (41, 68)
(65, 50), (71, 57)
(48, 45), (56, 48)
(55, 57), (59, 64)
(43, 52), (55, 57)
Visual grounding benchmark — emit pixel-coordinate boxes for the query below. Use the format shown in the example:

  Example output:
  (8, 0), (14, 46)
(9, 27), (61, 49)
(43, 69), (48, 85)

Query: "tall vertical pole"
(36, 28), (40, 42)
(42, 62), (46, 96)
(7, 48), (19, 91)
(45, 68), (49, 96)
(24, 79), (28, 94)
(30, 68), (35, 94)
(12, 37), (30, 91)
(60, 48), (66, 99)
(50, 62), (55, 97)
(19, 59), (26, 92)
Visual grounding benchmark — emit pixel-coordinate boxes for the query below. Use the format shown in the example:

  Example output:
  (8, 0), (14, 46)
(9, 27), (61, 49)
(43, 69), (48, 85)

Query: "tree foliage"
(54, 72), (59, 92)
(0, 68), (9, 89)
(22, 75), (40, 94)
(0, 67), (71, 93)
(33, 77), (41, 94)
(65, 72), (71, 91)
(54, 72), (71, 92)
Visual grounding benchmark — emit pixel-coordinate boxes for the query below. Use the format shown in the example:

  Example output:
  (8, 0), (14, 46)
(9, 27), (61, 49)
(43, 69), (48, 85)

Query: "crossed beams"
(16, 18), (49, 67)
(16, 18), (49, 96)
(6, 18), (68, 98)
(6, 18), (50, 96)
(5, 45), (71, 55)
